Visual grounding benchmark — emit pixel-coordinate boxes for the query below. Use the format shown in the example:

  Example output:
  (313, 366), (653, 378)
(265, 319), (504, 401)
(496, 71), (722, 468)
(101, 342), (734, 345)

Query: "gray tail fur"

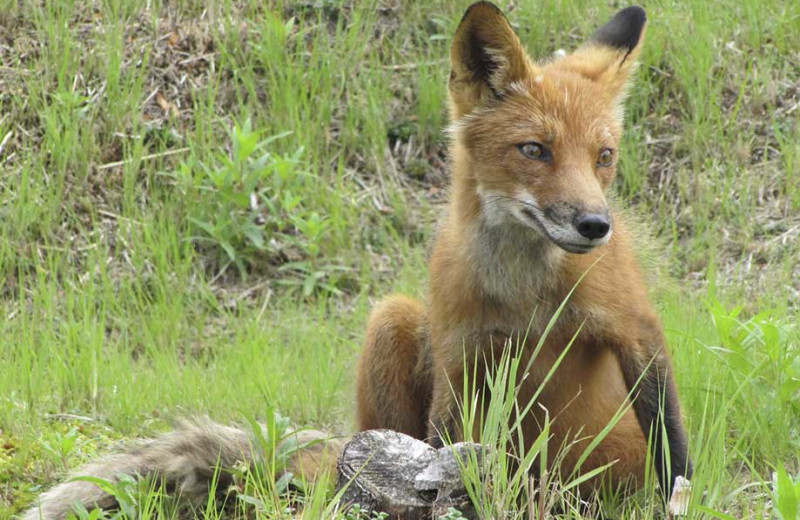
(22, 419), (342, 520)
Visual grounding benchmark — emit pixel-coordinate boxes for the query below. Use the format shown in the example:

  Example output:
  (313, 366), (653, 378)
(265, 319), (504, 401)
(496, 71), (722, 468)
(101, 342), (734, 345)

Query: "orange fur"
(357, 1), (691, 497)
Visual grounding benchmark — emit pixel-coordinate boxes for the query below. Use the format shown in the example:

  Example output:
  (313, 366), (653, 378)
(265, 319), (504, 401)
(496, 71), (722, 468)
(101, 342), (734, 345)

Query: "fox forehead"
(458, 72), (622, 152)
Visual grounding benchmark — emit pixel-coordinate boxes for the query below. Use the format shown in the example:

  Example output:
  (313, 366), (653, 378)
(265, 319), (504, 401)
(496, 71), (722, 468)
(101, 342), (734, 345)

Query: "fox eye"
(598, 148), (614, 167)
(517, 142), (551, 161)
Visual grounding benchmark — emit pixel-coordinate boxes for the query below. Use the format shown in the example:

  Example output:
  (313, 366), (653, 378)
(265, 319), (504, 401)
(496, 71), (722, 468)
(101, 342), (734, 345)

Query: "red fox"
(357, 0), (692, 499)
(24, 3), (691, 519)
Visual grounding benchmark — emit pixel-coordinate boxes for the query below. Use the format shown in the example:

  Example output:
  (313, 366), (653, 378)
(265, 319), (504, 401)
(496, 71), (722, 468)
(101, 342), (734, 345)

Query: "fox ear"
(449, 2), (534, 119)
(559, 6), (647, 100)
(590, 5), (647, 56)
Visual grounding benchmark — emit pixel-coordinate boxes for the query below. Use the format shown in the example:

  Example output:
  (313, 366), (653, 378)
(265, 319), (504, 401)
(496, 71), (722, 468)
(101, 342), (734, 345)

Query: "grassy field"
(1, 0), (799, 518)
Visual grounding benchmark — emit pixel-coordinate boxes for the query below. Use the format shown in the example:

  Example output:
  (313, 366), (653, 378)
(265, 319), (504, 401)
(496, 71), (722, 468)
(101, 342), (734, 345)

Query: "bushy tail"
(23, 419), (343, 520)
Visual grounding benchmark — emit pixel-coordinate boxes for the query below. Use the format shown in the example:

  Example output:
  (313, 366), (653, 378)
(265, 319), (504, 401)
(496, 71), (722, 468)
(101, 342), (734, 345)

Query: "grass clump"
(173, 120), (345, 293)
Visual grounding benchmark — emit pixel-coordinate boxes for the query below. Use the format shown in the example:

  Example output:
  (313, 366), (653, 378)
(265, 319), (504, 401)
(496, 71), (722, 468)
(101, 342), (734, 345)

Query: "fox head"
(448, 2), (647, 254)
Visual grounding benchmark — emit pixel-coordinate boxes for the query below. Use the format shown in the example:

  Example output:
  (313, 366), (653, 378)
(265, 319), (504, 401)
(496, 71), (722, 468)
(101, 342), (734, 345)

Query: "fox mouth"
(519, 207), (601, 254)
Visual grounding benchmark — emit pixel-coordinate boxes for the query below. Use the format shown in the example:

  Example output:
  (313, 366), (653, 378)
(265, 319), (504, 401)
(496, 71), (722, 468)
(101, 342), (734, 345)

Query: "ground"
(0, 0), (798, 518)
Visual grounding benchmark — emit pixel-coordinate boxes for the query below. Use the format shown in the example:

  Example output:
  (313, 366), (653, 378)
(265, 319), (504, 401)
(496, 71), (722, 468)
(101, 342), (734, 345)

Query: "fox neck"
(449, 146), (565, 318)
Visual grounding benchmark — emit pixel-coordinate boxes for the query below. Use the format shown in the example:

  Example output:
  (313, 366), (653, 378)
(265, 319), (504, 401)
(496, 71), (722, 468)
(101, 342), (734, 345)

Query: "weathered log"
(335, 430), (484, 519)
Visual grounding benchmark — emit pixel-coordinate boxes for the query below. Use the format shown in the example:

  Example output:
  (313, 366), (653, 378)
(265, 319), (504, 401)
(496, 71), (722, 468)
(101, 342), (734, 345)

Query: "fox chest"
(479, 331), (644, 479)
(469, 222), (564, 316)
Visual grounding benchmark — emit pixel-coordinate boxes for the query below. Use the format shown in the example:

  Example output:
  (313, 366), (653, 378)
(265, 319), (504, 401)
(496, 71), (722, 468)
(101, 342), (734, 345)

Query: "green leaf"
(274, 471), (294, 494)
(68, 476), (120, 496)
(775, 465), (799, 520)
(243, 225), (265, 250)
(303, 273), (318, 297)
(694, 505), (737, 520)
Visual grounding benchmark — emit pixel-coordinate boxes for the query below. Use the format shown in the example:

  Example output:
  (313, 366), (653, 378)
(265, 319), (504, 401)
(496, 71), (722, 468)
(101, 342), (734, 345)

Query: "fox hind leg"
(356, 295), (431, 440)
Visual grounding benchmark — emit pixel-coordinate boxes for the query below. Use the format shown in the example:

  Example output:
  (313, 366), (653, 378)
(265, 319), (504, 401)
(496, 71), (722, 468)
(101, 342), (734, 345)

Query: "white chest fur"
(467, 218), (564, 333)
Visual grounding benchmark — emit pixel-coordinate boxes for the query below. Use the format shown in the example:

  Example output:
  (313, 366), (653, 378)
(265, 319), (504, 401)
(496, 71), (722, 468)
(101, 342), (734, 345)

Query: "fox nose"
(575, 213), (611, 240)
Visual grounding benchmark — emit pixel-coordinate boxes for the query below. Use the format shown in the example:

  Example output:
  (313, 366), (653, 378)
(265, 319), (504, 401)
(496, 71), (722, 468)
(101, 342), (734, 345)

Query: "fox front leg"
(426, 368), (465, 448)
(613, 332), (693, 501)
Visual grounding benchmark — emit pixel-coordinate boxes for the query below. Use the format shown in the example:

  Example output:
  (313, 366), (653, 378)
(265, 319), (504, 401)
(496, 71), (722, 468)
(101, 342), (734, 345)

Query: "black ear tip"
(619, 6), (647, 26)
(591, 5), (647, 53)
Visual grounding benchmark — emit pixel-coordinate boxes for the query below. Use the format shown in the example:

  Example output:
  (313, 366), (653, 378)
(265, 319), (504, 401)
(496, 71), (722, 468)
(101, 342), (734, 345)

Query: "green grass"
(1, 0), (798, 518)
